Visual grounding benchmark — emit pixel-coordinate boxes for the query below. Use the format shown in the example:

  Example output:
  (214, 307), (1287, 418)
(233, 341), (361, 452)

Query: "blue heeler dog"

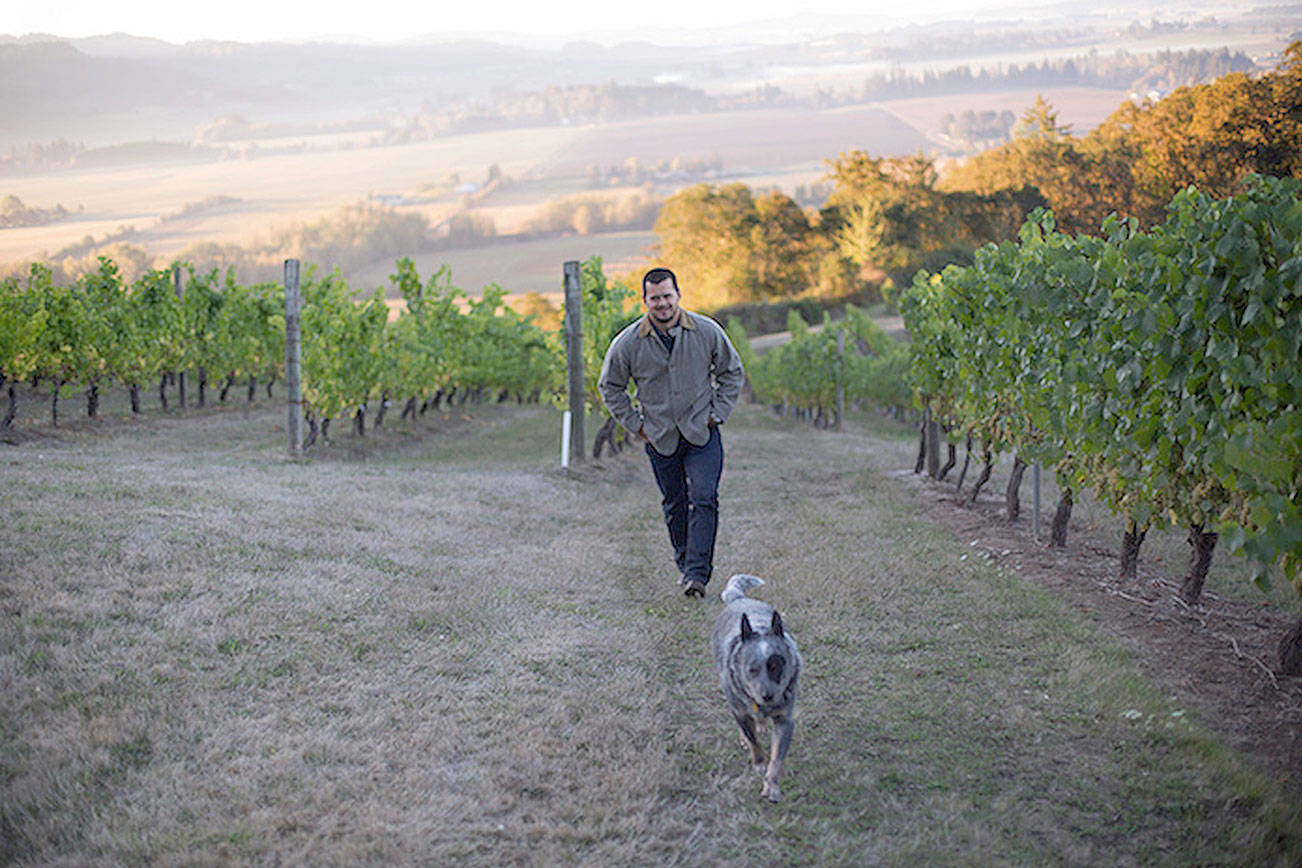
(711, 574), (802, 802)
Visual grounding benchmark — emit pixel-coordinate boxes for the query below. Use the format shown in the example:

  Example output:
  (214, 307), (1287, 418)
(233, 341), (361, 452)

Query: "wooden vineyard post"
(925, 407), (941, 478)
(563, 260), (585, 465)
(836, 327), (845, 430)
(173, 266), (186, 408)
(1032, 461), (1041, 540)
(284, 259), (303, 458)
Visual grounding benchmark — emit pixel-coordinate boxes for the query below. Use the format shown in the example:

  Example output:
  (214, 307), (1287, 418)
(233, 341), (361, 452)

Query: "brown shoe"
(683, 579), (707, 598)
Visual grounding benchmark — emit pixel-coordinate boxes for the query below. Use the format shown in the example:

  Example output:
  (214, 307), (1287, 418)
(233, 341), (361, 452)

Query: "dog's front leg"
(732, 711), (764, 772)
(762, 714), (794, 802)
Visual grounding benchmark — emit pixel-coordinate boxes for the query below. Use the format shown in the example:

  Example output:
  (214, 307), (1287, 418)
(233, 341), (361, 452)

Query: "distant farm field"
(880, 87), (1130, 140)
(531, 105), (927, 177)
(0, 128), (581, 264)
(1, 87), (1131, 294)
(350, 230), (658, 297)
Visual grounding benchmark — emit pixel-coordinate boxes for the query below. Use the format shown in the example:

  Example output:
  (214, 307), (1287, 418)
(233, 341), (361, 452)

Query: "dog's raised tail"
(721, 573), (765, 604)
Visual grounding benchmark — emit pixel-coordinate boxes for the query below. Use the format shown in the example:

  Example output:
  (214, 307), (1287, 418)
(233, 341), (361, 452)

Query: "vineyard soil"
(2, 401), (1300, 864)
(888, 464), (1302, 797)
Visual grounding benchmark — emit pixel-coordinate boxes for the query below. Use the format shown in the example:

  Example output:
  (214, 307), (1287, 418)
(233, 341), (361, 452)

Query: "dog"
(711, 574), (801, 802)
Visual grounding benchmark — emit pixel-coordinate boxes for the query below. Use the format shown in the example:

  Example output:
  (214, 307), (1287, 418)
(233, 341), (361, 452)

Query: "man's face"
(644, 280), (681, 326)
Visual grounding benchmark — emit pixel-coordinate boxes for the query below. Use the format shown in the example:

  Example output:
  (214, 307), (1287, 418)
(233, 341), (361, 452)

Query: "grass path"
(2, 402), (1299, 864)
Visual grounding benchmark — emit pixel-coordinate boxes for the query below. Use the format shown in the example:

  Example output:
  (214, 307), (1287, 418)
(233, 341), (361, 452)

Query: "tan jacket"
(598, 309), (745, 455)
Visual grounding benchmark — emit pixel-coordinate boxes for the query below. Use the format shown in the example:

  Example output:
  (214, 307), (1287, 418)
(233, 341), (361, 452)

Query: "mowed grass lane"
(2, 402), (1299, 864)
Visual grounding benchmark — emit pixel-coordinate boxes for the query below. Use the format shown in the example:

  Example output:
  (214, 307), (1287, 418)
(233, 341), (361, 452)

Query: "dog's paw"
(761, 780), (782, 802)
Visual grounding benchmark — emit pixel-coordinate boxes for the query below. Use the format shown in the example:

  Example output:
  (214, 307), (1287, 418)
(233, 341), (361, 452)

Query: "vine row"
(900, 174), (1301, 606)
(0, 256), (570, 445)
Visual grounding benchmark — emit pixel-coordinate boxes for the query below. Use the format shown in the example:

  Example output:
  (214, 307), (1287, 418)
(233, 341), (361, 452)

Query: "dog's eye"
(748, 666), (761, 677)
(766, 655), (785, 680)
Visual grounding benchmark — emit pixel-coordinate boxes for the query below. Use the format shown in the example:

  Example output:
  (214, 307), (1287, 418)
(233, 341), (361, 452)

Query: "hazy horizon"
(1, 0), (1196, 46)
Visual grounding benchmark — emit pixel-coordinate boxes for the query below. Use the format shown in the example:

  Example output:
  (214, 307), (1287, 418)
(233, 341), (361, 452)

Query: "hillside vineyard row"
(902, 175), (1302, 614)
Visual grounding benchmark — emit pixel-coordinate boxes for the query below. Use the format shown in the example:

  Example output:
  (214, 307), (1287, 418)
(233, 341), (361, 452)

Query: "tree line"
(653, 157), (1035, 310)
(378, 47), (1252, 146)
(851, 47), (1253, 105)
(944, 44), (1302, 234)
(0, 195), (72, 229)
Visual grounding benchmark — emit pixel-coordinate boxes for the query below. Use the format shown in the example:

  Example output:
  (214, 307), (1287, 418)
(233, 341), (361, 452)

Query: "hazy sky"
(6, 0), (1019, 43)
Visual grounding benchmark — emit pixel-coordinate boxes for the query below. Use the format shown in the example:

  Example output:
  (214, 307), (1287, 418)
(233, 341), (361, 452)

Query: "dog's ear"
(740, 614), (754, 641)
(771, 610), (784, 637)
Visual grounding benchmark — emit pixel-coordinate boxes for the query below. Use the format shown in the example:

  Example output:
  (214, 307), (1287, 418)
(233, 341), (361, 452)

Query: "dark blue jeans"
(645, 426), (723, 586)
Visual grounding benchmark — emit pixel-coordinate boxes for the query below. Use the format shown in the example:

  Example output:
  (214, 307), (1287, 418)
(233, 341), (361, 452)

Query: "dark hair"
(642, 267), (678, 298)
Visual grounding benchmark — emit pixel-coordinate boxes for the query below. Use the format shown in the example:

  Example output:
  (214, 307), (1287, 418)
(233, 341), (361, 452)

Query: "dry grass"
(2, 400), (1300, 865)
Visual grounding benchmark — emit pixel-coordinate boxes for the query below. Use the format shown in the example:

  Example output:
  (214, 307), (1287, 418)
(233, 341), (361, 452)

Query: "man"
(598, 267), (745, 598)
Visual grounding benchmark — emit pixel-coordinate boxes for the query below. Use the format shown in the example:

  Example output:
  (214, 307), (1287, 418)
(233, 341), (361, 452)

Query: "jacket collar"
(637, 309), (697, 338)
